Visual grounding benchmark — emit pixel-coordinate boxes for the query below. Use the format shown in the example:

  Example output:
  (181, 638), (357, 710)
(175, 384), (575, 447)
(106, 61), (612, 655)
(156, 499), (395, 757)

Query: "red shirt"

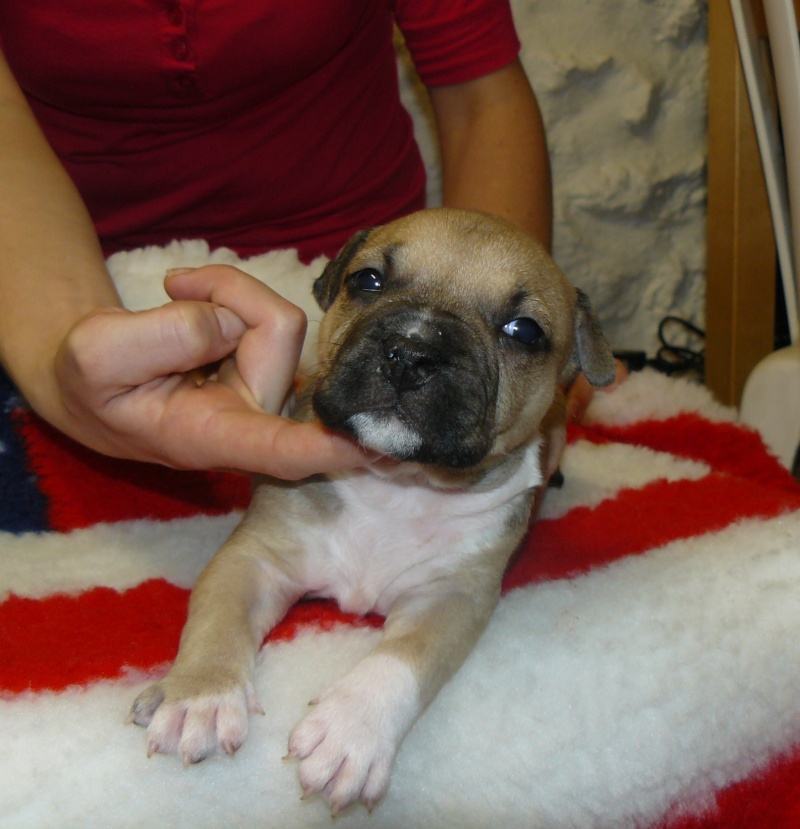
(0, 1), (519, 261)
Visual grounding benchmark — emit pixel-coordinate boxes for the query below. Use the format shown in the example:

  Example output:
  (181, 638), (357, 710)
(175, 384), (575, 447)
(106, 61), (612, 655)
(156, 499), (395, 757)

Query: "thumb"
(63, 303), (248, 390)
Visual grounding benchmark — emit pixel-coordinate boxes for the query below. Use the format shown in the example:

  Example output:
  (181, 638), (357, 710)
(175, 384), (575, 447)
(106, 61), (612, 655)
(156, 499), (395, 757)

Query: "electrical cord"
(613, 316), (705, 378)
(651, 316), (705, 375)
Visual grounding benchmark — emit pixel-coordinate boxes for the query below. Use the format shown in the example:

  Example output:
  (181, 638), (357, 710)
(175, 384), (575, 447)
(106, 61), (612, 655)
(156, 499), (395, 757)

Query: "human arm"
(428, 58), (553, 249)
(0, 51), (369, 479)
(429, 58), (625, 419)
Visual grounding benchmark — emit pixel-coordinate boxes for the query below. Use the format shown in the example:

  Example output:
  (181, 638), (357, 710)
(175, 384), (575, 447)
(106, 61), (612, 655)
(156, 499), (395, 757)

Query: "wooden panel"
(705, 0), (776, 406)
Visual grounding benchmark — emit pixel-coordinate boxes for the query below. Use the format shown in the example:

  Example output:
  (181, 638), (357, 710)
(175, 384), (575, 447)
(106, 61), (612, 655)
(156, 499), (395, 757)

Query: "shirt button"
(174, 72), (197, 92)
(170, 36), (190, 62)
(166, 2), (183, 26)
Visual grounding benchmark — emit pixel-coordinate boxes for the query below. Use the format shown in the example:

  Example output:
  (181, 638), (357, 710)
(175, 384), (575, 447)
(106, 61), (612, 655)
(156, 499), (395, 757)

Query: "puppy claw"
(186, 755), (206, 766)
(146, 729), (179, 760)
(330, 796), (352, 819)
(129, 684), (165, 727)
(288, 651), (417, 812)
(131, 670), (256, 766)
(245, 683), (265, 716)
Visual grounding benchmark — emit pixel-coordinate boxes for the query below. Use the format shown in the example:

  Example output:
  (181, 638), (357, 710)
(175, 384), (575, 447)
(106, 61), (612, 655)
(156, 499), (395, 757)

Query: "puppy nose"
(381, 335), (441, 392)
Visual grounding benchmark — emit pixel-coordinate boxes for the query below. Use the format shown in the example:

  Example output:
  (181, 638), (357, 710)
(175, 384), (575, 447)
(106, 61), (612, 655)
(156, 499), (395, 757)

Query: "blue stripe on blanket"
(0, 368), (49, 534)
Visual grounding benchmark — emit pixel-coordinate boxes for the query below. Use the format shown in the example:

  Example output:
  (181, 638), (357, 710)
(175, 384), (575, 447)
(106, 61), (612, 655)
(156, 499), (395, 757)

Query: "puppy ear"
(313, 227), (373, 311)
(561, 289), (617, 387)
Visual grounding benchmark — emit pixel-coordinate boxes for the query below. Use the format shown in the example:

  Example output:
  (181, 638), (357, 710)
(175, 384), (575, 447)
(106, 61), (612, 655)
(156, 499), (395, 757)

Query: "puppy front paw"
(129, 670), (263, 764)
(286, 655), (420, 815)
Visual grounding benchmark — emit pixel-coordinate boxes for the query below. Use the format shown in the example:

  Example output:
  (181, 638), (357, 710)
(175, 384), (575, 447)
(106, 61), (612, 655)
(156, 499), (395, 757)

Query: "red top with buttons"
(0, 0), (520, 261)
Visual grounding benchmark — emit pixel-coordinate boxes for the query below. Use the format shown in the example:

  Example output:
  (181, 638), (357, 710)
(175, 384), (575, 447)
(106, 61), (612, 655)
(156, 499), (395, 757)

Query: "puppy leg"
(129, 537), (299, 763)
(287, 571), (502, 814)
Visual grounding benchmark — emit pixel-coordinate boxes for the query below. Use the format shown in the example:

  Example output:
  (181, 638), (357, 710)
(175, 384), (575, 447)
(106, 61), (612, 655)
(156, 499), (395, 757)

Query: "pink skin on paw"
(132, 679), (262, 764)
(291, 711), (393, 817)
(146, 704), (187, 758)
(286, 656), (419, 815)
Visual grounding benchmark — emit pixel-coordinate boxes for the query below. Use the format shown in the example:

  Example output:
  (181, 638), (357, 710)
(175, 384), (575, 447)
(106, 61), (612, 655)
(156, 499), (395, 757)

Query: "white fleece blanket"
(2, 243), (800, 829)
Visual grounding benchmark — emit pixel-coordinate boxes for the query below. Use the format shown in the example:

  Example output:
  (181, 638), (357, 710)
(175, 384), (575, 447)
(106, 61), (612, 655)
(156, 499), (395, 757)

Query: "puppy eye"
(350, 268), (383, 293)
(501, 317), (546, 346)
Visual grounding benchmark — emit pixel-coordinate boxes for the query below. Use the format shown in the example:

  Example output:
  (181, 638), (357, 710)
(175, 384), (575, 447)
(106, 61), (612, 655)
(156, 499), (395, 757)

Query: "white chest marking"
(298, 442), (542, 615)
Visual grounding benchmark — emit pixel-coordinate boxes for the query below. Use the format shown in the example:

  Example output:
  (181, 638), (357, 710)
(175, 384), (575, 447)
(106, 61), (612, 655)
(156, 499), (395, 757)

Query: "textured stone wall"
(398, 0), (708, 356)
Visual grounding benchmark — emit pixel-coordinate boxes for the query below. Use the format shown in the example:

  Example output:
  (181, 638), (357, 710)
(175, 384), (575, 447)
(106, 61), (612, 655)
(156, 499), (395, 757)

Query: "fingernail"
(214, 307), (247, 341)
(165, 267), (197, 277)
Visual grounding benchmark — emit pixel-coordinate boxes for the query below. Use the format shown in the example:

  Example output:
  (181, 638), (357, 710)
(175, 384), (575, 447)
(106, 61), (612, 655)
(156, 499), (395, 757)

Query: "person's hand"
(565, 359), (629, 423)
(51, 265), (370, 479)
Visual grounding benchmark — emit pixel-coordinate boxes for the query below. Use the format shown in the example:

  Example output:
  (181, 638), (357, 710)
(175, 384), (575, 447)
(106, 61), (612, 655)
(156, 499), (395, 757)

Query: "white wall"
(398, 0), (708, 356)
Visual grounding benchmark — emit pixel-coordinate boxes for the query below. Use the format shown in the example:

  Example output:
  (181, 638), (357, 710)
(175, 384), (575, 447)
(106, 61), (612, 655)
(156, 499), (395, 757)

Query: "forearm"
(0, 55), (373, 476)
(429, 59), (553, 250)
(0, 51), (119, 418)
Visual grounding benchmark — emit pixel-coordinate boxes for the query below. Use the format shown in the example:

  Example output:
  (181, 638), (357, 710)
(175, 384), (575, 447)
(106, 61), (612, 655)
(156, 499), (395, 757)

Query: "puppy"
(129, 208), (615, 814)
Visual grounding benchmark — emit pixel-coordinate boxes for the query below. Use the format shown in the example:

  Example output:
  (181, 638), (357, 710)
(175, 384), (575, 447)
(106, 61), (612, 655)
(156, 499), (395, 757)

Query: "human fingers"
(565, 372), (593, 423)
(128, 377), (373, 477)
(165, 265), (307, 413)
(59, 303), (248, 395)
(164, 265), (306, 335)
(255, 420), (375, 479)
(566, 359), (628, 423)
(186, 410), (371, 480)
(52, 300), (373, 476)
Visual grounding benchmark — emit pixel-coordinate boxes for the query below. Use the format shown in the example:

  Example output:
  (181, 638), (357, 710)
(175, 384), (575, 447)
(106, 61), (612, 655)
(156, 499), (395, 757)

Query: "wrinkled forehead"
(354, 216), (575, 312)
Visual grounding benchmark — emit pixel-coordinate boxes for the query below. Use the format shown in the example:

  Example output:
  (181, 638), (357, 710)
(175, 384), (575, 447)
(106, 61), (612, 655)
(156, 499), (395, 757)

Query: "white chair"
(730, 0), (800, 470)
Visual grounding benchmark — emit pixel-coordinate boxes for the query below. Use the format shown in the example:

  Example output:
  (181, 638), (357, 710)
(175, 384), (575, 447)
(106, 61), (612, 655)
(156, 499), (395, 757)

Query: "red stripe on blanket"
(655, 747), (800, 829)
(0, 581), (189, 694)
(6, 408), (799, 701)
(503, 472), (800, 590)
(0, 582), (382, 694)
(15, 411), (252, 530)
(573, 414), (798, 493)
(267, 600), (383, 643)
(5, 469), (796, 694)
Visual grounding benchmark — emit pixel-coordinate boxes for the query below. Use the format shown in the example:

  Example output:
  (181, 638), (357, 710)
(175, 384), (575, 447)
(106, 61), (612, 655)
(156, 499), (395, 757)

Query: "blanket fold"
(1, 246), (799, 828)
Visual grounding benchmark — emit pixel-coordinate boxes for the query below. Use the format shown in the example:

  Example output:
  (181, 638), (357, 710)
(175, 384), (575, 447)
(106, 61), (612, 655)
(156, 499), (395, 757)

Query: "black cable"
(612, 316), (705, 378)
(650, 316), (705, 376)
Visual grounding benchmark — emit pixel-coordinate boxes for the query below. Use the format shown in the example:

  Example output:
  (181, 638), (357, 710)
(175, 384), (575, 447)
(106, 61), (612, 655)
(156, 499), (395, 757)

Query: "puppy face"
(311, 209), (614, 469)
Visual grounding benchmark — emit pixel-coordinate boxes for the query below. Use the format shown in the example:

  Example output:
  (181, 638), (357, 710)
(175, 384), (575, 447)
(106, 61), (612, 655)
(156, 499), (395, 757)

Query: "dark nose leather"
(381, 335), (442, 392)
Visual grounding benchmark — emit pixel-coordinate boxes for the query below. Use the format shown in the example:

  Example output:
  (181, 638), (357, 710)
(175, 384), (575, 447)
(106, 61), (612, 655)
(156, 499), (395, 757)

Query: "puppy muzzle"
(381, 332), (450, 392)
(313, 307), (498, 468)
